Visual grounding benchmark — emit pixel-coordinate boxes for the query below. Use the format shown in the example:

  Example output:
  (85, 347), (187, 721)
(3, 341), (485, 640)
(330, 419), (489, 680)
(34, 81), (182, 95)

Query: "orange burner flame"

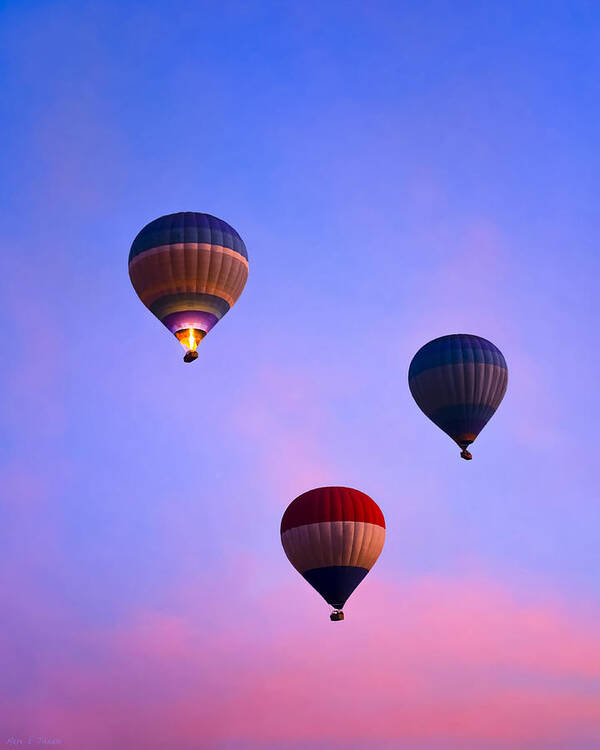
(187, 328), (197, 352)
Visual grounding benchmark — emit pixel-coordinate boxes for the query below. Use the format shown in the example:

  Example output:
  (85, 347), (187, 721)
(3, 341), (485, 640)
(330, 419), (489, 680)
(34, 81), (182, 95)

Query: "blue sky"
(1, 2), (599, 747)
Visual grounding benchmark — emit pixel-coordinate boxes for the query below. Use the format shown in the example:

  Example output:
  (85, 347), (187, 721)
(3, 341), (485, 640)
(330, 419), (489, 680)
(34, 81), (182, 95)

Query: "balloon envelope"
(128, 212), (248, 358)
(408, 333), (508, 457)
(281, 487), (385, 610)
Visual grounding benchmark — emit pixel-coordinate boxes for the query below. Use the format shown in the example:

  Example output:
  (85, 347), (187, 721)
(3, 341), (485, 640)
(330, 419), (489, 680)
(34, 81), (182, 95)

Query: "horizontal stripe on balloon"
(409, 363), (508, 415)
(301, 566), (369, 609)
(128, 242), (249, 270)
(149, 293), (231, 321)
(281, 486), (385, 532)
(161, 310), (219, 335)
(281, 521), (385, 573)
(128, 244), (248, 308)
(129, 212), (248, 261)
(409, 334), (507, 378)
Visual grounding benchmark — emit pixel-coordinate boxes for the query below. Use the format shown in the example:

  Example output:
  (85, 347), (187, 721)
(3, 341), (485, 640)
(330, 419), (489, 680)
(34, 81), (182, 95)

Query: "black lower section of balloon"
(430, 403), (497, 439)
(302, 566), (370, 609)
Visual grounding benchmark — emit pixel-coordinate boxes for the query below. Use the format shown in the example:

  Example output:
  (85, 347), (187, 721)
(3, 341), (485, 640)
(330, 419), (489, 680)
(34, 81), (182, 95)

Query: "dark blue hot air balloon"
(408, 334), (508, 460)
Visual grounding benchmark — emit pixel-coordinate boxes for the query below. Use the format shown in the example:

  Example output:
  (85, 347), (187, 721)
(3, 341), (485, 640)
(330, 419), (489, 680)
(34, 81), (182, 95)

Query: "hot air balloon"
(281, 487), (385, 621)
(128, 212), (249, 362)
(408, 334), (508, 460)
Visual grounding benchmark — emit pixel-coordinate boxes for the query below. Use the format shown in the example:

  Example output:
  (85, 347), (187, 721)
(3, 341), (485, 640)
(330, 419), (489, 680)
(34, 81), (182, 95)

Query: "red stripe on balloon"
(280, 486), (385, 533)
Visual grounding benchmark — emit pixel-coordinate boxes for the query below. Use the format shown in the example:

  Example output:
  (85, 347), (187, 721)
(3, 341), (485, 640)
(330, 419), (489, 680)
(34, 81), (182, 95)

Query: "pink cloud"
(3, 570), (599, 749)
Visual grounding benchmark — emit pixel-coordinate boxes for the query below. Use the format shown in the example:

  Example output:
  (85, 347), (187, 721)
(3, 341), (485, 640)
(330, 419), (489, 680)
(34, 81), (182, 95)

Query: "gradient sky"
(1, 1), (600, 748)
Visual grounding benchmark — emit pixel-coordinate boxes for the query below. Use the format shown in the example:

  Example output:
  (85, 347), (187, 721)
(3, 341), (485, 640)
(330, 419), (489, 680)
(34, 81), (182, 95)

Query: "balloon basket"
(460, 449), (473, 460)
(330, 610), (344, 622)
(183, 351), (199, 363)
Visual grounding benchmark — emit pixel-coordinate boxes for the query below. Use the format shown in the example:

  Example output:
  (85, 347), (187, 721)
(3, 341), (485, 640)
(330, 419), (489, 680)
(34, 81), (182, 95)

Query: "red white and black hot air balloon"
(281, 487), (385, 621)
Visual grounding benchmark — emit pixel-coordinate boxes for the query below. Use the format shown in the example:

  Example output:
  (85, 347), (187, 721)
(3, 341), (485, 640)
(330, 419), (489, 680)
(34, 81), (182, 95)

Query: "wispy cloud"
(229, 365), (341, 500)
(3, 567), (599, 749)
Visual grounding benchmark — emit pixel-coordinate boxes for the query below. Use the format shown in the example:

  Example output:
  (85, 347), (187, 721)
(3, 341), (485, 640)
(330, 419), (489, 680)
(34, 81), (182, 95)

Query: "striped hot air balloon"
(281, 487), (385, 621)
(408, 334), (508, 460)
(128, 212), (249, 362)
